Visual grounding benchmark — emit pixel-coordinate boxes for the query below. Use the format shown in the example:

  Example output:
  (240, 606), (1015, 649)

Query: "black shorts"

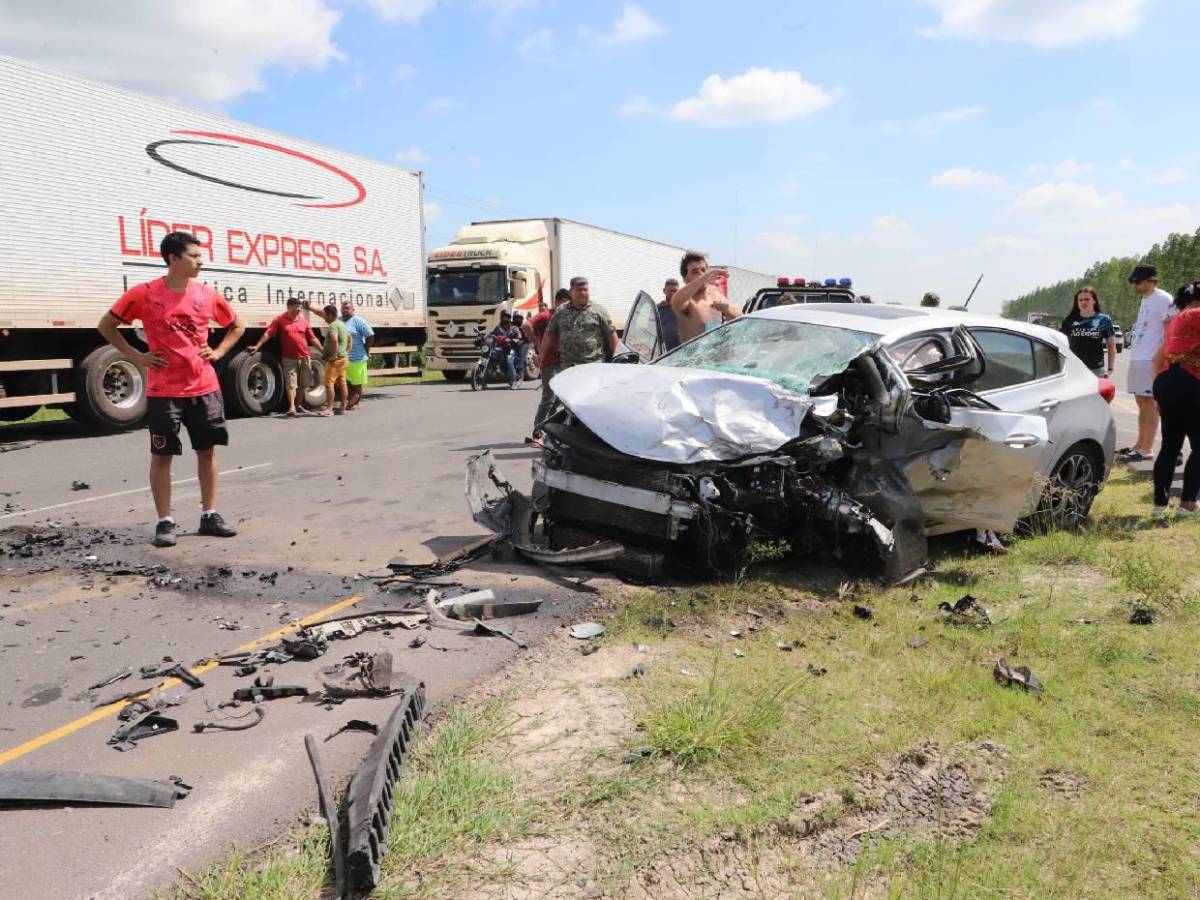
(147, 392), (229, 456)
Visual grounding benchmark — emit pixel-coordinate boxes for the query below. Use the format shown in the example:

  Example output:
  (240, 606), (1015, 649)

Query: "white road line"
(0, 463), (272, 521)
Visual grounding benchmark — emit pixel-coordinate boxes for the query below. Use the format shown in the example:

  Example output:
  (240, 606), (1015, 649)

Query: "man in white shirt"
(1122, 264), (1175, 462)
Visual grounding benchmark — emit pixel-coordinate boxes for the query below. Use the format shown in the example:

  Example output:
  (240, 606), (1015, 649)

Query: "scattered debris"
(384, 535), (502, 580)
(305, 734), (347, 899)
(972, 528), (1007, 554)
(232, 685), (309, 702)
(776, 641), (796, 652)
(88, 668), (133, 691)
(193, 706), (267, 733)
(631, 662), (646, 678)
(635, 643), (648, 653)
(408, 636), (426, 649)
(234, 665), (258, 677)
(472, 618), (527, 649)
(578, 644), (599, 656)
(746, 606), (765, 618)
(993, 658), (1044, 694)
(1129, 607), (1156, 625)
(0, 770), (190, 809)
(445, 595), (542, 621)
(733, 649), (746, 658)
(346, 685), (426, 892)
(1065, 618), (1109, 626)
(323, 652), (407, 698)
(807, 664), (828, 677)
(906, 637), (928, 649)
(569, 622), (605, 640)
(71, 480), (90, 491)
(852, 605), (874, 621)
(938, 594), (991, 628)
(324, 719), (379, 741)
(108, 711), (179, 751)
(303, 612), (425, 642)
(729, 629), (743, 638)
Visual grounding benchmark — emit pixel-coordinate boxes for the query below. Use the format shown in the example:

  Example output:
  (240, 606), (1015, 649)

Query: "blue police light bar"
(824, 278), (837, 287)
(838, 277), (853, 286)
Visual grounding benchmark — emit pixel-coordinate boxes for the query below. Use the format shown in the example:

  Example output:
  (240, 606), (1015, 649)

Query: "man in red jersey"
(248, 297), (323, 415)
(98, 231), (246, 547)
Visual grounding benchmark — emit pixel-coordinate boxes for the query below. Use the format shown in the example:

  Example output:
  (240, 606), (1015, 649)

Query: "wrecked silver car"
(470, 301), (1115, 582)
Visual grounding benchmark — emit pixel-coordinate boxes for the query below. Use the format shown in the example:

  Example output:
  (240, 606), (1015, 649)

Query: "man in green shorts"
(340, 300), (374, 410)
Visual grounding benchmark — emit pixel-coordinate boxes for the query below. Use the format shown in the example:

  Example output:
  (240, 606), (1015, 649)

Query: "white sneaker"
(1151, 505), (1170, 519)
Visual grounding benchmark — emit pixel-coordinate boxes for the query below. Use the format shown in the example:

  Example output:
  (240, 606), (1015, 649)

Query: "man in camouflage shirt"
(540, 276), (617, 369)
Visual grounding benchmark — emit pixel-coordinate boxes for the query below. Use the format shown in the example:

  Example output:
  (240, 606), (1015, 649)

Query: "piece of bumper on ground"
(0, 770), (190, 808)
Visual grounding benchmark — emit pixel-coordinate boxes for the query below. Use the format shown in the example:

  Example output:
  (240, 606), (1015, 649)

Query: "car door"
(966, 327), (1068, 481)
(880, 328), (1047, 532)
(621, 291), (663, 362)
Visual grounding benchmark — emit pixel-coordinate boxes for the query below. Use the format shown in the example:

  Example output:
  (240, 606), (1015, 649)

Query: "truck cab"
(425, 221), (549, 381)
(742, 277), (862, 313)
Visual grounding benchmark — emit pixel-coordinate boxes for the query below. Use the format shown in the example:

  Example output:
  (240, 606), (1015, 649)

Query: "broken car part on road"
(345, 683), (427, 892)
(0, 770), (190, 809)
(304, 734), (347, 899)
(993, 658), (1044, 694)
(108, 711), (179, 751)
(193, 706), (267, 733)
(467, 309), (1062, 583)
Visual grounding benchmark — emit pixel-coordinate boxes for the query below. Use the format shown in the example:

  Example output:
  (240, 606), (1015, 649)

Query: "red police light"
(777, 277), (790, 286)
(792, 278), (806, 287)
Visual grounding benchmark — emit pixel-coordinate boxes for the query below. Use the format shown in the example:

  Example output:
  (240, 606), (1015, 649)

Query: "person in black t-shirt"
(1060, 286), (1116, 376)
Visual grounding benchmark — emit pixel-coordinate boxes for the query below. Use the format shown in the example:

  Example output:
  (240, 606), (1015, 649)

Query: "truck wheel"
(442, 370), (467, 383)
(74, 345), (147, 428)
(301, 358), (327, 410)
(223, 350), (283, 417)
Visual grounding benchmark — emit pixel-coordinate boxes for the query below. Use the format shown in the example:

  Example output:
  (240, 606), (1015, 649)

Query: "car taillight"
(1098, 377), (1116, 403)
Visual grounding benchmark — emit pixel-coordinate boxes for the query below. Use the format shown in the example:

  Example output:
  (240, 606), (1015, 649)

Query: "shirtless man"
(670, 250), (740, 343)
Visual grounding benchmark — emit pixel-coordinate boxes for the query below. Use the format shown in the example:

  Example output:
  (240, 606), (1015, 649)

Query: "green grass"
(171, 824), (330, 900)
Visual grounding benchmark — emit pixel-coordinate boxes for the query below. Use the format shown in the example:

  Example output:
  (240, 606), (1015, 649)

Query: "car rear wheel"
(223, 350), (282, 417)
(1029, 442), (1102, 533)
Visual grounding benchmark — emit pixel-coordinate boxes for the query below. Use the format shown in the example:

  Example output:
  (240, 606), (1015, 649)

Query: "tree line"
(1001, 228), (1200, 328)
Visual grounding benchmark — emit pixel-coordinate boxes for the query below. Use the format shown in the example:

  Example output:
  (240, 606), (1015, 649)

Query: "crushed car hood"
(550, 364), (835, 464)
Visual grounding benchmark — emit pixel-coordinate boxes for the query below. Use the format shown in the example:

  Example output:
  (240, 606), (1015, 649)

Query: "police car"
(742, 277), (864, 314)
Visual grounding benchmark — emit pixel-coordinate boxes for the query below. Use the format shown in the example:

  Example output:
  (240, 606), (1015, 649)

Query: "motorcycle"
(471, 329), (516, 391)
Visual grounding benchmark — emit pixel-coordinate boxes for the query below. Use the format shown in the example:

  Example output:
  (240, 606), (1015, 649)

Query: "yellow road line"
(0, 593), (364, 767)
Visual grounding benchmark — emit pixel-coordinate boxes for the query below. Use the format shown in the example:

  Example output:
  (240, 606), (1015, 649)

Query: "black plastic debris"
(234, 665), (258, 677)
(993, 658), (1044, 694)
(323, 652), (407, 698)
(88, 668), (133, 691)
(71, 480), (90, 491)
(471, 618), (527, 649)
(346, 684), (426, 892)
(108, 711), (179, 751)
(0, 770), (190, 809)
(324, 719), (379, 742)
(304, 734), (347, 899)
(938, 594), (991, 628)
(232, 685), (309, 702)
(193, 706), (266, 733)
(408, 636), (427, 649)
(1129, 607), (1156, 625)
(852, 605), (874, 620)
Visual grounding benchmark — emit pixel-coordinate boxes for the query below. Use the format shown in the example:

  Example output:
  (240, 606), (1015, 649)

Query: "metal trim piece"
(533, 461), (695, 519)
(345, 683), (426, 892)
(304, 734), (347, 899)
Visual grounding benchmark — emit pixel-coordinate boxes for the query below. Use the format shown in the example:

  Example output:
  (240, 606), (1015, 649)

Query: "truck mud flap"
(345, 683), (427, 892)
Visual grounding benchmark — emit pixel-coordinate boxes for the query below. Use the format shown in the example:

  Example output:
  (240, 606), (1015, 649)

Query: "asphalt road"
(0, 379), (605, 900)
(0, 357), (1152, 900)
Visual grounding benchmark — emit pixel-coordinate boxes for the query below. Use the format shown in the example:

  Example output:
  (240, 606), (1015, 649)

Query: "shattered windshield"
(654, 318), (875, 394)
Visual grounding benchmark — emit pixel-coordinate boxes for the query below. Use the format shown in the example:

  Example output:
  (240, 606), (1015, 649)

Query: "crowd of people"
(97, 230), (1199, 544)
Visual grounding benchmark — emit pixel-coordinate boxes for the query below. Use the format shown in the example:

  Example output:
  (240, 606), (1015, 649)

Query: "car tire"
(441, 370), (467, 383)
(222, 350), (283, 417)
(1027, 442), (1103, 533)
(73, 345), (147, 428)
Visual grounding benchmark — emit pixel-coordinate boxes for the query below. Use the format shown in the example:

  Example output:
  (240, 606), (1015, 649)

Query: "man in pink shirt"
(98, 231), (246, 547)
(248, 297), (322, 415)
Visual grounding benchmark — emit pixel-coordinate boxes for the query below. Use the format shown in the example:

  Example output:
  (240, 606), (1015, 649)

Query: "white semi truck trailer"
(425, 218), (772, 380)
(0, 55), (426, 425)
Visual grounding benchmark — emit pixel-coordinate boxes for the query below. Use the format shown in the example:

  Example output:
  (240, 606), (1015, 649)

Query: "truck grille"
(433, 318), (485, 340)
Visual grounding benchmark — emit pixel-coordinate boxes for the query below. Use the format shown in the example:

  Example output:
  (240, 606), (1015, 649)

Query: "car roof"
(751, 302), (1067, 345)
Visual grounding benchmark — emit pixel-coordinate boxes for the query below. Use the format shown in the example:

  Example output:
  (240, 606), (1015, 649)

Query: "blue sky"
(4, 0), (1198, 312)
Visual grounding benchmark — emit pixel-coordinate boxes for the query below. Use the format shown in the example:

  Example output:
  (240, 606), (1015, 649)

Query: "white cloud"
(426, 96), (456, 112)
(863, 214), (921, 248)
(920, 0), (1149, 48)
(0, 0), (342, 104)
(1028, 157), (1098, 178)
(1147, 165), (1191, 185)
(672, 68), (836, 127)
(423, 200), (443, 221)
(617, 95), (655, 117)
(774, 213), (810, 228)
(517, 27), (554, 57)
(1118, 157), (1138, 171)
(474, 0), (538, 13)
(887, 106), (984, 137)
(364, 0), (436, 23)
(1010, 181), (1123, 212)
(395, 146), (429, 165)
(594, 3), (666, 45)
(391, 63), (417, 81)
(930, 167), (1006, 189)
(974, 235), (1043, 256)
(755, 231), (811, 255)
